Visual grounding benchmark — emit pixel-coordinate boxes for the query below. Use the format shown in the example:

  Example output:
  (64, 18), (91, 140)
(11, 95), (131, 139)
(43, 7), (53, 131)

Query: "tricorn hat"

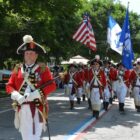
(90, 58), (102, 66)
(17, 35), (46, 54)
(103, 60), (111, 65)
(68, 64), (77, 69)
(89, 54), (102, 66)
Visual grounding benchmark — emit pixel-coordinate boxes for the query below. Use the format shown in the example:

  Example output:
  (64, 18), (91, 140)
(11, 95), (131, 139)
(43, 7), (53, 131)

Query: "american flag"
(73, 14), (96, 52)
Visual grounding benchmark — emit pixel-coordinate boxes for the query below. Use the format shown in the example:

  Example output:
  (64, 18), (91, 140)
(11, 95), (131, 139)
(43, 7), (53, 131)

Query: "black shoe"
(77, 98), (81, 104)
(70, 101), (74, 110)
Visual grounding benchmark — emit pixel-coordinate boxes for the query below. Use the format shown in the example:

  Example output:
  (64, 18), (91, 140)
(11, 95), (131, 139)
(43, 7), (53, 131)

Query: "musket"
(37, 75), (60, 140)
(36, 75), (60, 91)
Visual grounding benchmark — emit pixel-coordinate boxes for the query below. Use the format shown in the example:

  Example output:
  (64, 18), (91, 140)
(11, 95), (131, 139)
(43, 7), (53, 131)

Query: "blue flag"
(119, 7), (134, 69)
(107, 15), (122, 55)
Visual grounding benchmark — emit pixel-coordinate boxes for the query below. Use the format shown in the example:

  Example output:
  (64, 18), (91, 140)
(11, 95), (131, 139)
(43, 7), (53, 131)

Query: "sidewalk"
(72, 98), (140, 140)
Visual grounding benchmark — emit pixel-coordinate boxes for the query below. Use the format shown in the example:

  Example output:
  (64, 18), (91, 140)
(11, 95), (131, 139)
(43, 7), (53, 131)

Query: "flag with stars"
(73, 13), (96, 52)
(119, 7), (134, 69)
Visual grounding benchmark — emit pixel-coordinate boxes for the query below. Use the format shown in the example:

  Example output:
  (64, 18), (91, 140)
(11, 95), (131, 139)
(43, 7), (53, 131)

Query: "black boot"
(82, 94), (86, 101)
(136, 106), (140, 112)
(121, 103), (124, 112)
(109, 97), (113, 104)
(120, 103), (125, 114)
(92, 110), (95, 117)
(103, 101), (106, 109)
(77, 98), (81, 104)
(88, 99), (92, 109)
(119, 103), (121, 111)
(105, 102), (109, 111)
(70, 101), (74, 110)
(95, 111), (99, 119)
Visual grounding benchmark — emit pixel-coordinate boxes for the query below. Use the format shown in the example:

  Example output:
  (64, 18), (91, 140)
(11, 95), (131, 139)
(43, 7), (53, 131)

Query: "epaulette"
(13, 63), (22, 74)
(38, 62), (46, 73)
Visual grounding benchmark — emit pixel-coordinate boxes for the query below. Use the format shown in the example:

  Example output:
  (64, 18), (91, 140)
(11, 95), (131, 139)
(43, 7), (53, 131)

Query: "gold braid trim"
(13, 63), (22, 74)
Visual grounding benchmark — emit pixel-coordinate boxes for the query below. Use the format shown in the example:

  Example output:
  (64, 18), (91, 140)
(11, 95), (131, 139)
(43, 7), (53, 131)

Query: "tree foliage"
(0, 0), (140, 68)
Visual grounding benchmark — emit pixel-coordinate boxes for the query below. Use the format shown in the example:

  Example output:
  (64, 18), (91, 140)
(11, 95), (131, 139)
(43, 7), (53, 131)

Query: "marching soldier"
(76, 63), (85, 104)
(116, 62), (130, 113)
(63, 64), (78, 109)
(6, 35), (56, 140)
(102, 60), (112, 110)
(129, 60), (140, 112)
(109, 64), (118, 100)
(88, 58), (106, 119)
(83, 64), (91, 109)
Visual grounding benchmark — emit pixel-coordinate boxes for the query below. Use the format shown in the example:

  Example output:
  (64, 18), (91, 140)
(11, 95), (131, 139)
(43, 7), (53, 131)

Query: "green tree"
(0, 0), (140, 69)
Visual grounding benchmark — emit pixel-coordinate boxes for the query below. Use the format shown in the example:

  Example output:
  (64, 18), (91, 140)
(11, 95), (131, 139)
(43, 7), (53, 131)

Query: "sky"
(117, 0), (140, 15)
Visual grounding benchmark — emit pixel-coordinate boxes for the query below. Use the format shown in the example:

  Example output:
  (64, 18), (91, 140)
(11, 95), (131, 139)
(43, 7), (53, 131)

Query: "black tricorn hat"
(17, 35), (46, 54)
(68, 64), (78, 69)
(117, 62), (124, 67)
(103, 60), (111, 65)
(90, 58), (102, 66)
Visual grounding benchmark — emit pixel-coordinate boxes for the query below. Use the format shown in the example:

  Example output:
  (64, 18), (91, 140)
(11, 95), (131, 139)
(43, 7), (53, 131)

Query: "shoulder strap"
(90, 69), (102, 87)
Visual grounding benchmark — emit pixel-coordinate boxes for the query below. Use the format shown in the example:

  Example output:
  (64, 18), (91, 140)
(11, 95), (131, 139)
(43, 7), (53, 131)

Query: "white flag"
(107, 16), (122, 55)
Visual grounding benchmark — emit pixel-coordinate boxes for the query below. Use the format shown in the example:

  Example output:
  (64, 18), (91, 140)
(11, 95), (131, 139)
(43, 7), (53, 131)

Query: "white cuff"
(11, 91), (22, 100)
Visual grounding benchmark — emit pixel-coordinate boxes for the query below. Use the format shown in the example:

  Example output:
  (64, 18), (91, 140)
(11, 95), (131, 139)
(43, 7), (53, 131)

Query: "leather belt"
(23, 101), (35, 105)
(91, 85), (100, 88)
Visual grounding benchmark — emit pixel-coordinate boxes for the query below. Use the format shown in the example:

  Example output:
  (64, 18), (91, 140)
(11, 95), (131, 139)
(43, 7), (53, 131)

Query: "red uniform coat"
(129, 70), (137, 86)
(84, 68), (90, 83)
(116, 69), (131, 87)
(123, 70), (131, 87)
(109, 67), (118, 81)
(75, 70), (85, 88)
(63, 71), (77, 85)
(6, 64), (56, 112)
(88, 68), (106, 96)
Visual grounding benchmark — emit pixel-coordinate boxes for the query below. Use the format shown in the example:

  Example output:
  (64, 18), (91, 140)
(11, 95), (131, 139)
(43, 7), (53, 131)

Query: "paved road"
(74, 98), (140, 140)
(0, 89), (140, 140)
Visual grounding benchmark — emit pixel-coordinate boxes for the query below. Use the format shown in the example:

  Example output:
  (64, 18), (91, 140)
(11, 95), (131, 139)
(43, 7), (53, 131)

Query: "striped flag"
(73, 13), (96, 52)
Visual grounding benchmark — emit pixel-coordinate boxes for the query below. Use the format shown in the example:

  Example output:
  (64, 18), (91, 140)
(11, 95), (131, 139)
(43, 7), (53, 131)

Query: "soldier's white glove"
(25, 90), (41, 101)
(11, 91), (26, 105)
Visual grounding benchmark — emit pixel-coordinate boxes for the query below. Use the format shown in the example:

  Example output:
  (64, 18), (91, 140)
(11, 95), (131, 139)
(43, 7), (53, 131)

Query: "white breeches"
(64, 84), (76, 101)
(116, 81), (127, 103)
(85, 83), (91, 98)
(103, 86), (110, 102)
(83, 81), (86, 95)
(64, 84), (70, 96)
(77, 87), (83, 98)
(133, 87), (140, 106)
(19, 105), (43, 140)
(112, 81), (118, 95)
(90, 88), (101, 111)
